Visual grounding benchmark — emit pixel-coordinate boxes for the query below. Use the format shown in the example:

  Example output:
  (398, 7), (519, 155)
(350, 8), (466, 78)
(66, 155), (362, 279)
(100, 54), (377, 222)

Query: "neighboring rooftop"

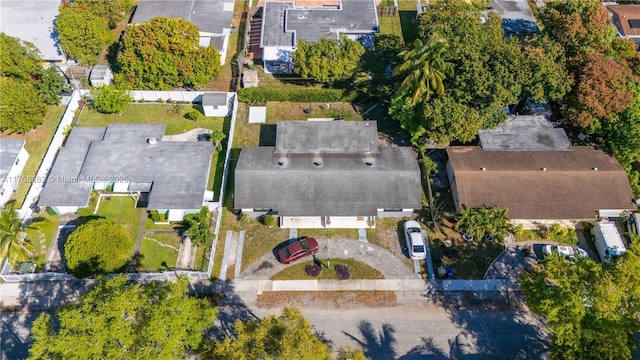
(261, 0), (379, 47)
(274, 120), (379, 156)
(0, 0), (63, 61)
(478, 115), (572, 151)
(608, 4), (640, 37)
(39, 124), (213, 209)
(0, 139), (26, 183)
(132, 0), (235, 34)
(447, 146), (636, 220)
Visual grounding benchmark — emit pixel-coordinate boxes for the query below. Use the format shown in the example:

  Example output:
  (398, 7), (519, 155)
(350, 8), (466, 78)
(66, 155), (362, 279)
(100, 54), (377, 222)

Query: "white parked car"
(543, 245), (588, 259)
(403, 220), (427, 260)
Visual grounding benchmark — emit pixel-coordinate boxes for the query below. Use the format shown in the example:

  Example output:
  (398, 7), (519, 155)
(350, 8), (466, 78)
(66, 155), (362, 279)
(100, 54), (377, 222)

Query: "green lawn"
(271, 258), (384, 280)
(95, 196), (143, 241)
(77, 104), (225, 135)
(6, 105), (65, 208)
(377, 0), (418, 45)
(25, 212), (59, 270)
(139, 234), (180, 271)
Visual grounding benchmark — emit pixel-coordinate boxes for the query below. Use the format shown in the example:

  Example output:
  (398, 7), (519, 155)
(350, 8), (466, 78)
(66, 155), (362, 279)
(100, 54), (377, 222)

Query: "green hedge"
(238, 87), (357, 105)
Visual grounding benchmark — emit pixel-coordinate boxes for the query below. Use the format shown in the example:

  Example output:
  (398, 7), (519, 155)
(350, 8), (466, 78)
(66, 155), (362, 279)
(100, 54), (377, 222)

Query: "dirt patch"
(256, 291), (397, 309)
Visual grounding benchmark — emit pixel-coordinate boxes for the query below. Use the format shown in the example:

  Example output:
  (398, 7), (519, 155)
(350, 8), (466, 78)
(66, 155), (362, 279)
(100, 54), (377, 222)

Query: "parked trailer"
(591, 220), (626, 263)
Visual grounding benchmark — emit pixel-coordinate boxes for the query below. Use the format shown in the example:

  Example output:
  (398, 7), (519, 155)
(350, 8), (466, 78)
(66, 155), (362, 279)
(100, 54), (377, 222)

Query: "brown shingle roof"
(608, 5), (640, 37)
(447, 147), (635, 220)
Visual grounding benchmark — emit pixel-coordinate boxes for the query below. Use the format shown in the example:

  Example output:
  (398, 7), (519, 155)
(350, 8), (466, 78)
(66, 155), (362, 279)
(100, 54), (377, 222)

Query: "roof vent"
(592, 167), (598, 171)
(313, 160), (322, 167)
(480, 167), (486, 171)
(541, 167), (547, 171)
(365, 160), (374, 167)
(277, 159), (287, 167)
(147, 137), (157, 145)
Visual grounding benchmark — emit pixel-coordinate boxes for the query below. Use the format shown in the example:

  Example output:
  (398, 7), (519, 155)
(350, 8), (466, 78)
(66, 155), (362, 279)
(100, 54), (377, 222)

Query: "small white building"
(89, 65), (114, 87)
(0, 139), (29, 207)
(201, 92), (231, 117)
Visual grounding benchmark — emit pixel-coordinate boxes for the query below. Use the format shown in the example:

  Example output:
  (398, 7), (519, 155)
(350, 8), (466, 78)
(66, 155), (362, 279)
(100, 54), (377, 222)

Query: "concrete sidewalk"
(234, 278), (428, 294)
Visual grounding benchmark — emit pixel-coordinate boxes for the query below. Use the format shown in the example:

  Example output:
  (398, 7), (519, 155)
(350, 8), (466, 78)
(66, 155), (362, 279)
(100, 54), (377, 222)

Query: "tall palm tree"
(394, 37), (453, 106)
(0, 207), (33, 266)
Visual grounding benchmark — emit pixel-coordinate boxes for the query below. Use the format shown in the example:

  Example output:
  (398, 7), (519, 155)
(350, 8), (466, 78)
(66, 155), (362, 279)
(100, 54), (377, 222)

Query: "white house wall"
(0, 145), (29, 206)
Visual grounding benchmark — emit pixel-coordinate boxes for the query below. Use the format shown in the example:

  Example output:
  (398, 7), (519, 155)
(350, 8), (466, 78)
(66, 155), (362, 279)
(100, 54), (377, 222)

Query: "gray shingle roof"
(235, 146), (421, 216)
(202, 92), (228, 106)
(274, 121), (379, 156)
(261, 0), (379, 47)
(0, 0), (63, 61)
(39, 124), (213, 210)
(447, 146), (636, 220)
(0, 138), (26, 184)
(132, 0), (234, 34)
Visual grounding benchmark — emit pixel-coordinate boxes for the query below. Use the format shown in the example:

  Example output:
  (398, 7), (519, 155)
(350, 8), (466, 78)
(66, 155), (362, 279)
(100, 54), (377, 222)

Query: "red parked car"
(277, 237), (319, 264)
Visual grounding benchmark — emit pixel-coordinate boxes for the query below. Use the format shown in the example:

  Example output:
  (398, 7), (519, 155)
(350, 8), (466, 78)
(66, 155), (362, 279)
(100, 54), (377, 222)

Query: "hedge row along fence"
(238, 87), (358, 105)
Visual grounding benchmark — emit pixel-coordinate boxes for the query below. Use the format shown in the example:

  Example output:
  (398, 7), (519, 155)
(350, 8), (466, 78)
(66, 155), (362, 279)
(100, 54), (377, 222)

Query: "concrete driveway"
(491, 0), (539, 35)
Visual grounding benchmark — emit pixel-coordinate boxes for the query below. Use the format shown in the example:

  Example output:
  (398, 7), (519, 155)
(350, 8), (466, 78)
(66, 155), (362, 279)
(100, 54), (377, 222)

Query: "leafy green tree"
(29, 275), (217, 360)
(292, 36), (365, 83)
(0, 207), (33, 266)
(90, 85), (131, 113)
(64, 218), (133, 277)
(75, 0), (133, 29)
(206, 307), (333, 360)
(392, 1), (526, 146)
(183, 207), (212, 246)
(454, 206), (512, 242)
(0, 33), (41, 81)
(56, 1), (113, 65)
(523, 35), (573, 102)
(0, 77), (46, 133)
(35, 66), (66, 105)
(520, 242), (640, 360)
(394, 37), (452, 105)
(209, 130), (226, 148)
(116, 17), (221, 90)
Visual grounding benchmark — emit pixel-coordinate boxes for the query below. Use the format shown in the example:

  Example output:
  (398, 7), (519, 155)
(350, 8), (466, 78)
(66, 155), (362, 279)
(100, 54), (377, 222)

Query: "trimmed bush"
(238, 86), (357, 105)
(149, 210), (167, 222)
(305, 264), (322, 277)
(184, 109), (201, 120)
(263, 214), (277, 227)
(335, 264), (352, 280)
(64, 218), (133, 278)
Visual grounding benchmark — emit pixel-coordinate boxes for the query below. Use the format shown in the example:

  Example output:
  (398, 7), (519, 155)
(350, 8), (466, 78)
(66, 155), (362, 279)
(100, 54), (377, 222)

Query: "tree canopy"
(64, 218), (133, 277)
(0, 207), (33, 266)
(90, 85), (131, 114)
(0, 33), (65, 133)
(115, 17), (221, 90)
(292, 36), (365, 83)
(29, 275), (217, 360)
(183, 207), (213, 246)
(55, 0), (131, 65)
(206, 307), (334, 360)
(520, 242), (640, 360)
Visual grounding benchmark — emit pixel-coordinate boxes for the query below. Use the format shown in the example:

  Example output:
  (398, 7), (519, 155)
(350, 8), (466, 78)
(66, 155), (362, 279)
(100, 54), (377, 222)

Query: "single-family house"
(607, 4), (640, 50)
(131, 0), (235, 65)
(446, 146), (635, 228)
(89, 65), (114, 87)
(0, 139), (29, 207)
(0, 0), (64, 62)
(201, 92), (232, 117)
(235, 120), (421, 228)
(259, 0), (379, 74)
(38, 124), (214, 221)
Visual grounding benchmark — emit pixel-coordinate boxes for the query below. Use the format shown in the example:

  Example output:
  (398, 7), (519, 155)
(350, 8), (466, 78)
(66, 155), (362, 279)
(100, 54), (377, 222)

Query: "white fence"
(17, 90), (82, 220)
(129, 90), (205, 103)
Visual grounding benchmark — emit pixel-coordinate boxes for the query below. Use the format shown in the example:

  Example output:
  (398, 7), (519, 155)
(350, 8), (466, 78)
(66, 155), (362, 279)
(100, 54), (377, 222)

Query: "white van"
(591, 220), (626, 263)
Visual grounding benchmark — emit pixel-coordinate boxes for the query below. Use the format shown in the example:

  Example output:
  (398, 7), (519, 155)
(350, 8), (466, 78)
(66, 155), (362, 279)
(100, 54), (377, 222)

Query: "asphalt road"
(250, 300), (549, 360)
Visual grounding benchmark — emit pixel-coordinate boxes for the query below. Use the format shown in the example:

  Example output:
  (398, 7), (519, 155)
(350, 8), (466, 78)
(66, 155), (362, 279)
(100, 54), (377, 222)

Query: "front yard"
(139, 233), (181, 271)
